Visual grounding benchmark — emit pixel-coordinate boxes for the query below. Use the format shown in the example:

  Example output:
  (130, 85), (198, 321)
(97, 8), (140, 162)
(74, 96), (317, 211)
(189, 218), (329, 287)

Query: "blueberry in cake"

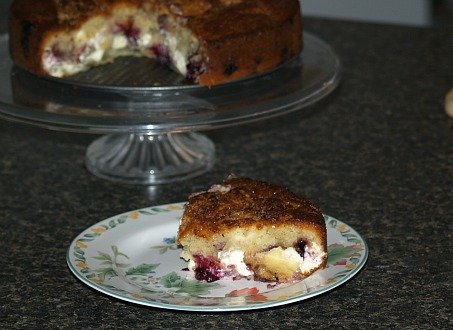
(9, 0), (303, 86)
(176, 177), (328, 283)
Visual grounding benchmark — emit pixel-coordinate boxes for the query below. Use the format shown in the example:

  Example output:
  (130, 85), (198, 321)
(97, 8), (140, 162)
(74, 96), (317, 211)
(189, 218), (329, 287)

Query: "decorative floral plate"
(67, 203), (368, 312)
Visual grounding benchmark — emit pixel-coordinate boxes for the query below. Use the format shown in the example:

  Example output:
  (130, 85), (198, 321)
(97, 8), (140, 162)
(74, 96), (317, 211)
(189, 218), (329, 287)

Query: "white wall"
(301, 0), (432, 26)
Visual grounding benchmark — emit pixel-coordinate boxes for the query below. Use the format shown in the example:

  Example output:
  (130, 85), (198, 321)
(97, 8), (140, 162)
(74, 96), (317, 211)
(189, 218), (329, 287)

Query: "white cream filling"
(218, 250), (253, 277)
(44, 32), (107, 77)
(181, 243), (325, 279)
(208, 184), (231, 193)
(278, 246), (325, 273)
(172, 50), (188, 76)
(42, 13), (199, 78)
(137, 33), (153, 48)
(183, 250), (253, 278)
(302, 245), (326, 273)
(187, 258), (196, 271)
(112, 34), (128, 50)
(164, 31), (197, 76)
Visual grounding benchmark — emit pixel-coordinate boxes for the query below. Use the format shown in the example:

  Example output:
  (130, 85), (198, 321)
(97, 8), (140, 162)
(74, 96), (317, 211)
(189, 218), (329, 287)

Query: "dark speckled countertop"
(0, 16), (452, 329)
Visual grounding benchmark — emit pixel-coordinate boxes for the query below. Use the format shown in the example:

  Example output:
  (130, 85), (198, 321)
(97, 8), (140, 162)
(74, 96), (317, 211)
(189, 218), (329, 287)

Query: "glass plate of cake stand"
(0, 32), (341, 185)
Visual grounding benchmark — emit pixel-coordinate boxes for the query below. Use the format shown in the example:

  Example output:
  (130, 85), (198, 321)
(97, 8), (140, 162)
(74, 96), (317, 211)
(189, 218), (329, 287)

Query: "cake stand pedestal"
(86, 132), (215, 184)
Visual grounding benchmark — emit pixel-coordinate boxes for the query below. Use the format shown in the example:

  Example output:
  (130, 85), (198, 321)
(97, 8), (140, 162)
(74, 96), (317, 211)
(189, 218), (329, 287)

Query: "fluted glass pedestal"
(86, 132), (214, 184)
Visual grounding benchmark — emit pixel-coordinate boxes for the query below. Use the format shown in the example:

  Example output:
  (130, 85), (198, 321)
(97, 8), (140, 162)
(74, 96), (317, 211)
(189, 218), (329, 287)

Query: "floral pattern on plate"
(67, 203), (368, 311)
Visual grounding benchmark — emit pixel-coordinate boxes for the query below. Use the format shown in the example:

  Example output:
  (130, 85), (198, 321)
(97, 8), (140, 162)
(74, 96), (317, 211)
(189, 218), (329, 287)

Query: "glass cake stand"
(0, 32), (341, 185)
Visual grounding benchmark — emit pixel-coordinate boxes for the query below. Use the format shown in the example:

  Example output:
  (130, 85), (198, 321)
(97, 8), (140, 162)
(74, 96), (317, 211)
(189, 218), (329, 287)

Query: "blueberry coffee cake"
(9, 0), (302, 86)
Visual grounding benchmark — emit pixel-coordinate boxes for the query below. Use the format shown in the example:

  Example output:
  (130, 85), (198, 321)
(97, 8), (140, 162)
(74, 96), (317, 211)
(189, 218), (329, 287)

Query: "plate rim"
(66, 202), (368, 312)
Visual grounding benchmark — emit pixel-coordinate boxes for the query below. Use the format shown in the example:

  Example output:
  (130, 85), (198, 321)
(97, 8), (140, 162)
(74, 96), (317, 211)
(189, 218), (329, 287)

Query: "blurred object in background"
(446, 89), (453, 118)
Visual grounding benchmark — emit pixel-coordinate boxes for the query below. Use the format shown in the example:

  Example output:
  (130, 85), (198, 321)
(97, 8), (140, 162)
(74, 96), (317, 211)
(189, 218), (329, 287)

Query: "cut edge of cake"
(33, 4), (203, 81)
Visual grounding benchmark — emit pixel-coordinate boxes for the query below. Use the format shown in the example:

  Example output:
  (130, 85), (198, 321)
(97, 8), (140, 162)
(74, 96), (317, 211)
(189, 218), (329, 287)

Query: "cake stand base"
(85, 132), (215, 185)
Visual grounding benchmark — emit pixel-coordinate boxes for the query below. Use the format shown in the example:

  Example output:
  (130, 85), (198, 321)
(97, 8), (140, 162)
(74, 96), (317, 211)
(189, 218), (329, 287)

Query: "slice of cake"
(8, 0), (303, 87)
(177, 177), (327, 283)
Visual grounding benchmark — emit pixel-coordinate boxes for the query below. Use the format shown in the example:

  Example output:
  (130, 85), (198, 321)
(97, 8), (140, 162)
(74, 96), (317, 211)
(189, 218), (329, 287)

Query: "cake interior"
(42, 4), (204, 81)
(180, 225), (327, 283)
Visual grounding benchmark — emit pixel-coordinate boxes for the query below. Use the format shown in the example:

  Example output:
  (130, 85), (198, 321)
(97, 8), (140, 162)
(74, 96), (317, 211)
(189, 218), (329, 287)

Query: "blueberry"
(224, 62), (238, 76)
(294, 240), (306, 256)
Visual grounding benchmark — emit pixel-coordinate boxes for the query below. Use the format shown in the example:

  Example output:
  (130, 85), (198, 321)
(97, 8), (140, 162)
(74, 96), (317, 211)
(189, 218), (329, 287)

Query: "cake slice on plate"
(176, 177), (327, 283)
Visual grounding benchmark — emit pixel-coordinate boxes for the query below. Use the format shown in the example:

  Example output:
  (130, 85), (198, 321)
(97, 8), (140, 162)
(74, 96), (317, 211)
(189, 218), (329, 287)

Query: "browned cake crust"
(8, 0), (302, 86)
(177, 177), (326, 242)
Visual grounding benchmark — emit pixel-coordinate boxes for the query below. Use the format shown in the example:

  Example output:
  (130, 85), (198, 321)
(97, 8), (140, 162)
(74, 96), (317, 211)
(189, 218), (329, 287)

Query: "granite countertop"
(0, 17), (452, 328)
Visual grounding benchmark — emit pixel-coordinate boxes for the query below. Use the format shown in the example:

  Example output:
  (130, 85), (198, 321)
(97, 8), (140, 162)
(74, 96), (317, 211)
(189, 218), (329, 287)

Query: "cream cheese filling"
(280, 246), (326, 273)
(183, 244), (325, 279)
(42, 10), (199, 78)
(218, 250), (253, 277)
